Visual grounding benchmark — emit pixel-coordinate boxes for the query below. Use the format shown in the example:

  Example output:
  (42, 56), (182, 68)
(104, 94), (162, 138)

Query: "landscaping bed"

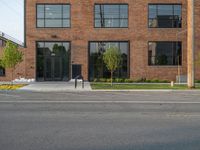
(91, 83), (200, 90)
(0, 84), (27, 90)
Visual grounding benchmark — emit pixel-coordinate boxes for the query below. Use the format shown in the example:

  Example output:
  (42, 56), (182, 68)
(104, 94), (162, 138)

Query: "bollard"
(171, 81), (174, 87)
(74, 75), (84, 89)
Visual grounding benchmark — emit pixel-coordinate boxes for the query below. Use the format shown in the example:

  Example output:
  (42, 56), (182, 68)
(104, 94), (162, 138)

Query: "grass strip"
(91, 83), (200, 90)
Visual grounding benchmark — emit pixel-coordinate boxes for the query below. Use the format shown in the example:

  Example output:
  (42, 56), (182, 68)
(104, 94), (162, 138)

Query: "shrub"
(92, 78), (170, 83)
(99, 78), (107, 82)
(135, 78), (146, 83)
(124, 79), (133, 83)
(115, 78), (124, 83)
(93, 78), (99, 82)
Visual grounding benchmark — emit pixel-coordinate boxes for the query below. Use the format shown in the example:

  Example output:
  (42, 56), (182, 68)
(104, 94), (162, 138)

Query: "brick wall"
(0, 0), (200, 81)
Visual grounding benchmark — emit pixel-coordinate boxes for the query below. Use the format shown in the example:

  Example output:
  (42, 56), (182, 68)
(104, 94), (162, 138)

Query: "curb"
(91, 89), (200, 92)
(12, 89), (200, 92)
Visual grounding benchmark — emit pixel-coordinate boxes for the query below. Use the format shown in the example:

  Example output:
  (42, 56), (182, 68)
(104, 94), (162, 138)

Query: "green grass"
(91, 83), (200, 90)
(0, 84), (27, 90)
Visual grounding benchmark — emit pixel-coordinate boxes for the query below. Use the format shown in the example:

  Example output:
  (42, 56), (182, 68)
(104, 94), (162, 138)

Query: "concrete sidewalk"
(19, 81), (92, 92)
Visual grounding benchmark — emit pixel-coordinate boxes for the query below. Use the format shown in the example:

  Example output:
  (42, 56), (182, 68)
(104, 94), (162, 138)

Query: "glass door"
(44, 57), (62, 81)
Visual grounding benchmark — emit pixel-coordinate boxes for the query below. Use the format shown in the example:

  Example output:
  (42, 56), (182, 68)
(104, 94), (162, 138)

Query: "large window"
(0, 67), (5, 76)
(37, 4), (70, 28)
(94, 4), (128, 28)
(89, 41), (129, 81)
(36, 42), (71, 81)
(148, 4), (182, 28)
(148, 42), (182, 66)
(0, 60), (5, 76)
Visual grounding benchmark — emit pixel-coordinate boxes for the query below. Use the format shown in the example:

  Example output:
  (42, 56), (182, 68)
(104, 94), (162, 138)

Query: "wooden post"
(187, 0), (195, 88)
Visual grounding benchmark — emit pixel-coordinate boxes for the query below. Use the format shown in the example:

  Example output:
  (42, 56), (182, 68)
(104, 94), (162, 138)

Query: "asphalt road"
(0, 91), (200, 150)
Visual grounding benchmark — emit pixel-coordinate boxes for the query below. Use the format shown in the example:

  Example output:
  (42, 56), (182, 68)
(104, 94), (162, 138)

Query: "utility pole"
(187, 0), (195, 88)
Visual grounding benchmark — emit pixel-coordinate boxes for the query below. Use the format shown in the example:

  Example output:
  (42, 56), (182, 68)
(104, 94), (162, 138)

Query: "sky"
(0, 0), (24, 42)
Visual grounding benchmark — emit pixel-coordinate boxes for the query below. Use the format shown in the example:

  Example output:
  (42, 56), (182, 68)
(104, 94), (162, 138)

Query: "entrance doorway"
(44, 57), (62, 81)
(36, 42), (71, 81)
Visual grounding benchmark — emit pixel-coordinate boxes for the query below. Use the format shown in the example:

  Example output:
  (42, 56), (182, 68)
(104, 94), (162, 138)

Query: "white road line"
(0, 100), (200, 104)
(0, 94), (21, 98)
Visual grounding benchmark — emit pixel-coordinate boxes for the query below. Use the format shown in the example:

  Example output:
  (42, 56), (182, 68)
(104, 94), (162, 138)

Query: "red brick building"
(0, 0), (200, 82)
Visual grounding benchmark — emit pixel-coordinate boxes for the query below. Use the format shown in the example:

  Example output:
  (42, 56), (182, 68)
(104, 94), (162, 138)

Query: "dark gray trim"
(147, 41), (183, 66)
(88, 41), (130, 81)
(94, 4), (129, 28)
(36, 3), (71, 28)
(148, 3), (182, 29)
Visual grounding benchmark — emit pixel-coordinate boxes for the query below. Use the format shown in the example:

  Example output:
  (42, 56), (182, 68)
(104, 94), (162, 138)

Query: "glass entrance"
(36, 42), (71, 81)
(44, 57), (62, 81)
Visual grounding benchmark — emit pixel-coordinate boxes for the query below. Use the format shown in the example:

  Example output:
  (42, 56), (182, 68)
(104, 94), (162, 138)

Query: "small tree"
(103, 47), (122, 86)
(1, 41), (23, 83)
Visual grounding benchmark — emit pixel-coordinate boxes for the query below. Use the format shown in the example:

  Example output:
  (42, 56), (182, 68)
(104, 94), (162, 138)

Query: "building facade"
(1, 0), (200, 82)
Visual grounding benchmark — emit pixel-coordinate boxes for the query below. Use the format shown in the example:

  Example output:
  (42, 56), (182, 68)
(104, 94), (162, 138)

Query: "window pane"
(95, 19), (101, 27)
(37, 19), (44, 27)
(63, 43), (70, 53)
(44, 42), (63, 56)
(103, 5), (119, 19)
(38, 5), (70, 28)
(89, 42), (129, 81)
(45, 5), (62, 18)
(95, 5), (101, 19)
(94, 4), (128, 28)
(45, 19), (62, 27)
(149, 19), (157, 27)
(63, 19), (70, 27)
(120, 19), (128, 27)
(157, 19), (173, 28)
(174, 5), (182, 16)
(63, 5), (70, 18)
(36, 42), (71, 81)
(105, 19), (119, 27)
(148, 42), (182, 66)
(37, 5), (44, 18)
(0, 68), (5, 76)
(173, 19), (181, 28)
(157, 5), (173, 16)
(120, 5), (128, 18)
(37, 42), (44, 55)
(149, 4), (181, 28)
(149, 5), (157, 18)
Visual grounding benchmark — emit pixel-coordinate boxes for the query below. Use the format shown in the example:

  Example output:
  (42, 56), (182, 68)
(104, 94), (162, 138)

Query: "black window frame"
(36, 41), (71, 81)
(0, 59), (5, 77)
(148, 41), (182, 66)
(148, 4), (182, 28)
(36, 3), (71, 28)
(88, 41), (130, 81)
(0, 67), (5, 77)
(94, 4), (129, 28)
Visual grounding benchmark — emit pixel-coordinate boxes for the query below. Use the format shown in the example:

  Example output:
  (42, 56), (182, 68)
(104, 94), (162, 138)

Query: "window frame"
(0, 67), (5, 77)
(148, 41), (182, 67)
(94, 3), (129, 28)
(35, 41), (71, 81)
(88, 41), (130, 81)
(36, 3), (71, 28)
(148, 3), (182, 28)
